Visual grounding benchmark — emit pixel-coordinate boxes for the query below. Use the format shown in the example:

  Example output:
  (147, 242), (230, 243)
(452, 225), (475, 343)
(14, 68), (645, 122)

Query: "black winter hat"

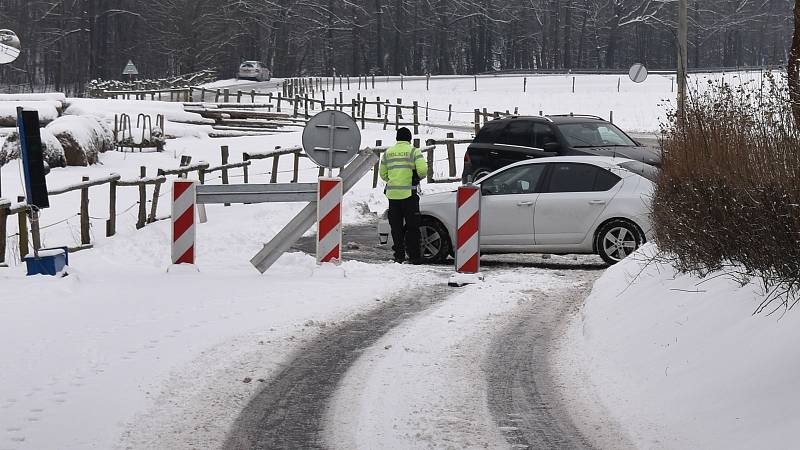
(396, 127), (412, 142)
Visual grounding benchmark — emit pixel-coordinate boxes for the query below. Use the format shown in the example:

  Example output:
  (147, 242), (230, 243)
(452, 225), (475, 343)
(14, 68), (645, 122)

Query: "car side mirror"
(543, 142), (560, 152)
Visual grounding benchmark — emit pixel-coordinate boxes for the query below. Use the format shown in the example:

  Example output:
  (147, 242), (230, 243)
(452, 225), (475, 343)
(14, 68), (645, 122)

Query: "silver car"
(416, 156), (656, 265)
(237, 61), (270, 81)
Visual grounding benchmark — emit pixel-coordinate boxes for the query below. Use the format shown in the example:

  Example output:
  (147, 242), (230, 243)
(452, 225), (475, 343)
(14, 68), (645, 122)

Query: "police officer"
(379, 127), (428, 264)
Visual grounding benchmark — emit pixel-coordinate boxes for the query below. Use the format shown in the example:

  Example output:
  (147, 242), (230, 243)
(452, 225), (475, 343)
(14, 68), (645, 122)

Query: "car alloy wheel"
(419, 217), (451, 264)
(596, 220), (641, 264)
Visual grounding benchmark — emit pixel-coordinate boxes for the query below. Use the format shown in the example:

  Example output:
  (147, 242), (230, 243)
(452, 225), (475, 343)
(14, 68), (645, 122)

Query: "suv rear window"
(475, 121), (507, 143)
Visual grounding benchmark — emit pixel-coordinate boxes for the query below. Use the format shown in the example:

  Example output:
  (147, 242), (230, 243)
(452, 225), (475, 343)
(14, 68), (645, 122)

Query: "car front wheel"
(420, 217), (452, 264)
(595, 219), (642, 264)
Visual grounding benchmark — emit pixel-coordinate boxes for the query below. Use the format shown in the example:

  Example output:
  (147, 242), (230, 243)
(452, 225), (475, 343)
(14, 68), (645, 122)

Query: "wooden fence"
(1, 136), (466, 265)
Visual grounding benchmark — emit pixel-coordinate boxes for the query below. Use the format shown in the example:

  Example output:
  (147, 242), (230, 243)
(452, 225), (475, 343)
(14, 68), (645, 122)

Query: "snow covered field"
(1, 71), (794, 449)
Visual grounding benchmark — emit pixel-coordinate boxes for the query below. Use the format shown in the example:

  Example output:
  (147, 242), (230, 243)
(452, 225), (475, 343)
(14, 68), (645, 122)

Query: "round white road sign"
(302, 110), (361, 170)
(629, 63), (648, 83)
(0, 29), (21, 64)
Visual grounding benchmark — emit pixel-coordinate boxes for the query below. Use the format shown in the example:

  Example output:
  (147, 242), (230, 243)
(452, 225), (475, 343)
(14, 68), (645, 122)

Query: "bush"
(653, 74), (800, 312)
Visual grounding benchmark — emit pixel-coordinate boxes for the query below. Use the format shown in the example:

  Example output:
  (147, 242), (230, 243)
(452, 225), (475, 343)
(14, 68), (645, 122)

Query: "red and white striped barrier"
(317, 177), (343, 264)
(455, 184), (481, 273)
(171, 180), (196, 265)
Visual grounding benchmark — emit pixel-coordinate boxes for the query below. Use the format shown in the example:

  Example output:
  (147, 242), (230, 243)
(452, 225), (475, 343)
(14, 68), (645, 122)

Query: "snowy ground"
(1, 71), (794, 449)
(560, 244), (800, 449)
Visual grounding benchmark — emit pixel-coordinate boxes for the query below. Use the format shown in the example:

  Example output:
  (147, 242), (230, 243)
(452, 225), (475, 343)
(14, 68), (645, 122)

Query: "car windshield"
(558, 122), (637, 148)
(618, 161), (661, 182)
(240, 62), (256, 68)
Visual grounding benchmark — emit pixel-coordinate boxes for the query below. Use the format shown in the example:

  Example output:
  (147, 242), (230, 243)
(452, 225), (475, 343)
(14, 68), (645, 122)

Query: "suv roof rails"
(502, 114), (554, 122)
(546, 113), (605, 120)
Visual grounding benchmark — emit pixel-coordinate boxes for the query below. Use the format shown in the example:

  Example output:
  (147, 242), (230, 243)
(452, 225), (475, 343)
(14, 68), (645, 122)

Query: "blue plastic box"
(24, 247), (69, 276)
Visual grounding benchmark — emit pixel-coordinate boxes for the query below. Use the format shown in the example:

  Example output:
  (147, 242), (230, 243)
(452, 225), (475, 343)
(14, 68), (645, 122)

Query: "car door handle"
(517, 201), (534, 207)
(588, 200), (607, 205)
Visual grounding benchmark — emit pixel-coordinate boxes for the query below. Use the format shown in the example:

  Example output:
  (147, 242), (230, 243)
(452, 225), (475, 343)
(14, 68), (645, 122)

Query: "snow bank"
(0, 128), (66, 168)
(0, 115), (113, 167)
(565, 244), (800, 449)
(65, 98), (212, 126)
(0, 93), (67, 105)
(0, 101), (61, 126)
(46, 115), (114, 166)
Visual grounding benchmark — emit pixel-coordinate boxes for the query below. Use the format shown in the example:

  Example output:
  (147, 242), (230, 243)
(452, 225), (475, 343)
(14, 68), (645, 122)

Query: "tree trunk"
(788, 0), (800, 128)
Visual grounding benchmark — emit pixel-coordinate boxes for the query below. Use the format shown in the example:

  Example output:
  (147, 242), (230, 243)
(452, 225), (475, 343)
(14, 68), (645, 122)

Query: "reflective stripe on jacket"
(379, 141), (429, 200)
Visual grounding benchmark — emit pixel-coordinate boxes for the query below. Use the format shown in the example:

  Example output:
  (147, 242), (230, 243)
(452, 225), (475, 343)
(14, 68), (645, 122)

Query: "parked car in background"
(462, 115), (661, 182)
(418, 156), (655, 265)
(237, 61), (271, 82)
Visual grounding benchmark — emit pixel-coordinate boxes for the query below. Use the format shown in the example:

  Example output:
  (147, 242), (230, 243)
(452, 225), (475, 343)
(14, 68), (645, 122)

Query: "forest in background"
(0, 0), (793, 94)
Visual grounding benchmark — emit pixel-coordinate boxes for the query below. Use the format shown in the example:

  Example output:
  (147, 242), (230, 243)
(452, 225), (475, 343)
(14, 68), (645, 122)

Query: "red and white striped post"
(317, 177), (343, 264)
(455, 184), (481, 273)
(171, 180), (196, 265)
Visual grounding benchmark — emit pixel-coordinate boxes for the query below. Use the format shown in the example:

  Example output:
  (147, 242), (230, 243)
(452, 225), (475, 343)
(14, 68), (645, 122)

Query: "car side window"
(476, 121), (507, 144)
(504, 121), (534, 147)
(533, 123), (558, 148)
(545, 163), (620, 193)
(480, 164), (546, 196)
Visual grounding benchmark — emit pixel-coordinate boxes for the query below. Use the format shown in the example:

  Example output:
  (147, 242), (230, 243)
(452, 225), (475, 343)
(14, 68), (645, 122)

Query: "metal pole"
(677, 0), (688, 120)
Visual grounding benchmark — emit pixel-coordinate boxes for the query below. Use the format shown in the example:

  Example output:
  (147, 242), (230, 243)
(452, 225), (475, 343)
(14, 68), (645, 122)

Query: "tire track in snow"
(222, 281), (451, 450)
(486, 272), (598, 450)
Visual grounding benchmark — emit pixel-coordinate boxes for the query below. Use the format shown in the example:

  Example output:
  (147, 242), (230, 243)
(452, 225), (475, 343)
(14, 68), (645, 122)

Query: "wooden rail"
(3, 136), (466, 266)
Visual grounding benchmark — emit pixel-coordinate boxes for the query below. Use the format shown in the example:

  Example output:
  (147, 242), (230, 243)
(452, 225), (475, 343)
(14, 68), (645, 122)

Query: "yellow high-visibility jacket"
(379, 141), (428, 200)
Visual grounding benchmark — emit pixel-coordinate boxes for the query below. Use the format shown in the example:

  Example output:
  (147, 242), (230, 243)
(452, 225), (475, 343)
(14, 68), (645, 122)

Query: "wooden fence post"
(292, 151), (300, 183)
(80, 176), (91, 245)
(0, 204), (7, 266)
(426, 142), (435, 183)
(360, 98), (366, 129)
(445, 132), (457, 177)
(17, 196), (28, 261)
(474, 109), (480, 135)
(148, 179), (162, 223)
(395, 99), (401, 130)
(106, 180), (117, 237)
(376, 96), (382, 118)
(293, 95), (299, 118)
(277, 92), (282, 112)
(372, 139), (382, 188)
(136, 167), (147, 229)
(221, 146), (230, 206)
(448, 104), (453, 122)
(426, 73), (430, 90)
(271, 148), (281, 183)
(413, 101), (419, 134)
(524, 77), (527, 92)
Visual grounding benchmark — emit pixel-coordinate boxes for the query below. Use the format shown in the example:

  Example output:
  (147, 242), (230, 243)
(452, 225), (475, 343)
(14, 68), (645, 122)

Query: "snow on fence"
(1, 137), (465, 265)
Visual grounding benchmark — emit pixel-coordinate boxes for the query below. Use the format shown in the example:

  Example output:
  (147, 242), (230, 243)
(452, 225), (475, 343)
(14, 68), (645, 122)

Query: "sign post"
(302, 111), (361, 265)
(449, 183), (484, 287)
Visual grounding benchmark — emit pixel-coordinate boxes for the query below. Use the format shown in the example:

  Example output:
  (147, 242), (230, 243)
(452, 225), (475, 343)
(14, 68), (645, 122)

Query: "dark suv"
(462, 115), (661, 182)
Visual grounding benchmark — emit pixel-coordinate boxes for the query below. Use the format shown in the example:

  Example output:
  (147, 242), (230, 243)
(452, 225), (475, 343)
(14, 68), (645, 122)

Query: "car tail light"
(464, 152), (470, 164)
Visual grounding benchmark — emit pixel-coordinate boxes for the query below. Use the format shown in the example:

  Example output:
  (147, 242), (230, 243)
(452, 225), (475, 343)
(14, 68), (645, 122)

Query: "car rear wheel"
(420, 217), (451, 264)
(595, 219), (642, 264)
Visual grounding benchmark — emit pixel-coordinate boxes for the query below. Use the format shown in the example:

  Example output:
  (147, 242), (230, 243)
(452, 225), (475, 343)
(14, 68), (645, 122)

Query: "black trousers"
(388, 193), (421, 261)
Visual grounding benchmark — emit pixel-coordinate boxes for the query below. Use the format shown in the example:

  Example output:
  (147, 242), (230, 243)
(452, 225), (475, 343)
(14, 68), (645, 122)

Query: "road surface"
(221, 224), (624, 449)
